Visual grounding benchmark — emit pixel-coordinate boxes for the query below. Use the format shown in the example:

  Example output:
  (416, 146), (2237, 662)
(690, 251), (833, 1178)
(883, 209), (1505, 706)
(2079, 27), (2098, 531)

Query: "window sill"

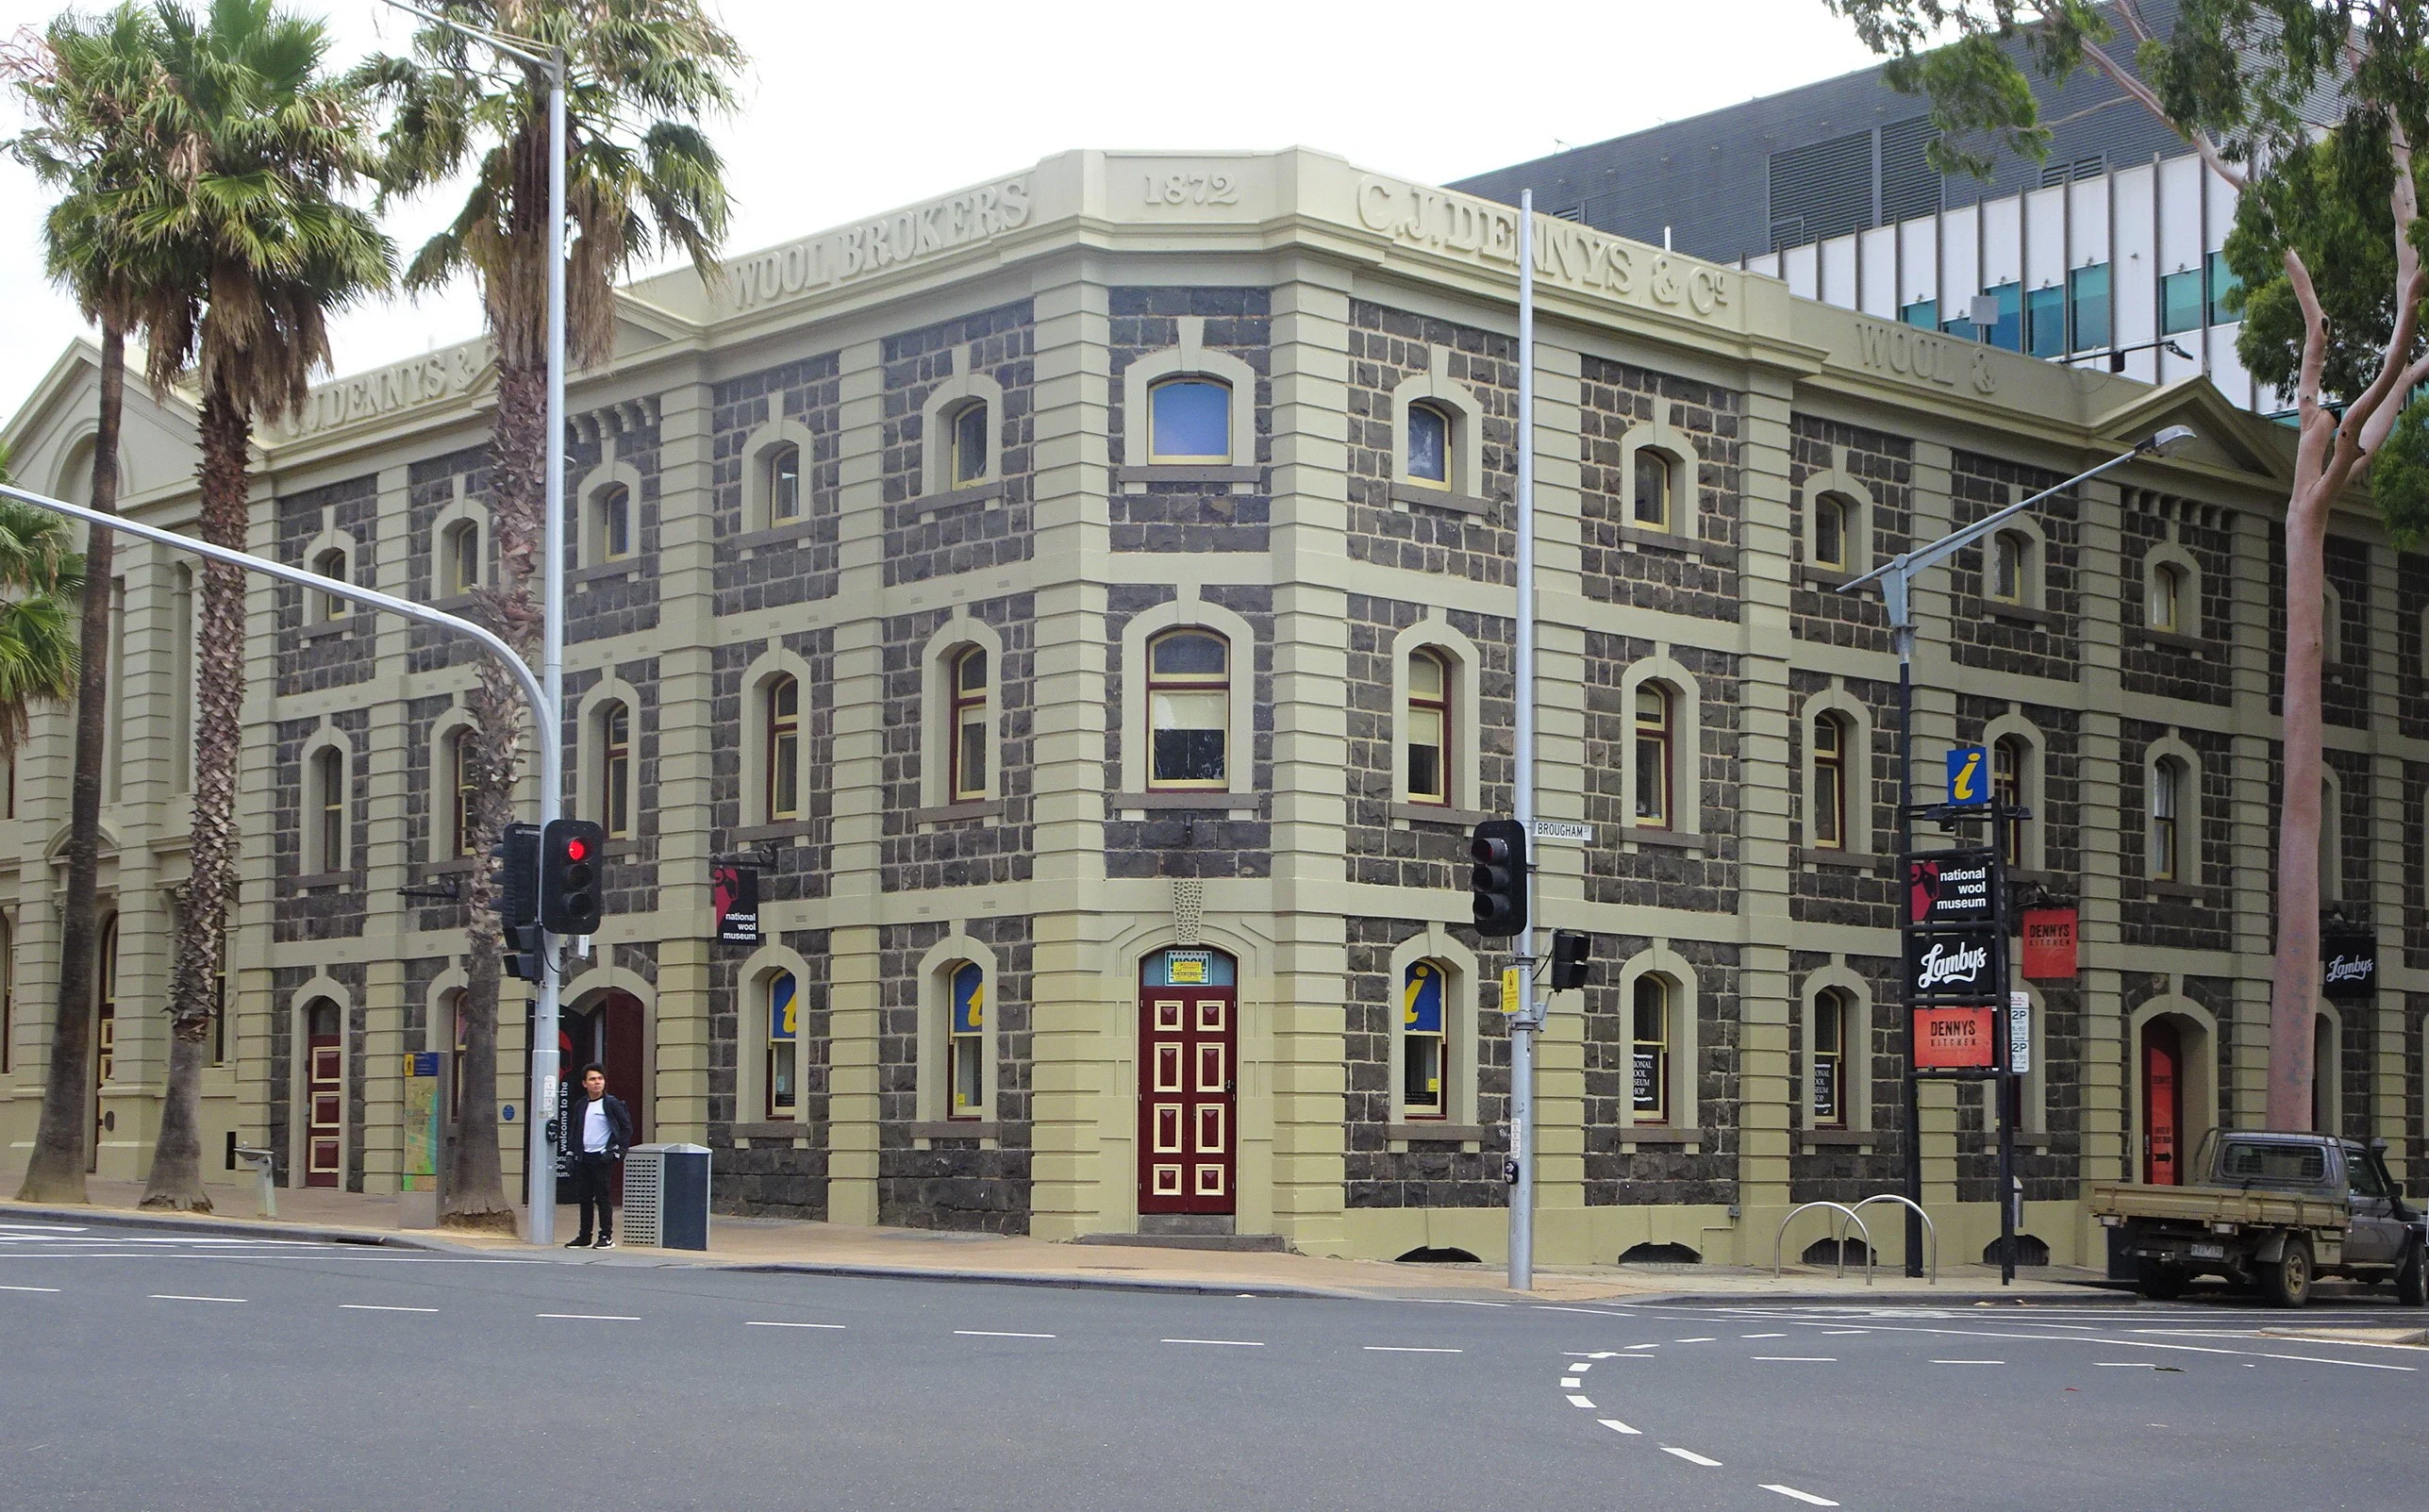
(2131, 625), (2210, 656)
(1795, 846), (1882, 872)
(910, 799), (1004, 826)
(910, 478), (1006, 517)
(1390, 801), (1488, 828)
(295, 618), (356, 642)
(1618, 1125), (1698, 1146)
(1987, 603), (2062, 629)
(427, 592), (480, 614)
(418, 858), (479, 876)
(604, 839), (641, 859)
(1389, 483), (1495, 516)
(1800, 1129), (1872, 1148)
(731, 819), (818, 844)
(569, 560), (642, 587)
(1609, 523), (1736, 567)
(1108, 791), (1256, 813)
(907, 1120), (1001, 1141)
(287, 870), (353, 890)
(1115, 464), (1263, 488)
(1388, 1122), (1485, 1143)
(1622, 827), (1706, 852)
(2148, 880), (2204, 900)
(1794, 563), (1860, 590)
(729, 519), (820, 553)
(730, 1121), (805, 1142)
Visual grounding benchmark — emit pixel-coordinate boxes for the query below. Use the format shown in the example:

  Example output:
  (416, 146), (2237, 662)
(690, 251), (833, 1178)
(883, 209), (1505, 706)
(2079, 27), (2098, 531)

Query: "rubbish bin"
(622, 1143), (711, 1251)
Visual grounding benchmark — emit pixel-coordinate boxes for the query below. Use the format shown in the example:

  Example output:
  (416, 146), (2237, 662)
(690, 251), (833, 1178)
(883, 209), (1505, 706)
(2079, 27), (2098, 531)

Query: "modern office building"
(0, 146), (2411, 1269)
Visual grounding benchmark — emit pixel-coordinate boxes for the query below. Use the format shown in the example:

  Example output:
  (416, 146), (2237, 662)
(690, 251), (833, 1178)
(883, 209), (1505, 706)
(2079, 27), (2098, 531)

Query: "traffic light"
(539, 818), (607, 935)
(491, 822), (540, 926)
(1549, 928), (1592, 991)
(1469, 819), (1528, 937)
(504, 922), (545, 982)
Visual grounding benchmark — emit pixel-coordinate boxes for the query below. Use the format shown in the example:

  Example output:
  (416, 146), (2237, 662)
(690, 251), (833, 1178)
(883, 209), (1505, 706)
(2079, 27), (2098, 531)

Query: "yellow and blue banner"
(1404, 960), (1444, 1035)
(770, 972), (797, 1042)
(952, 962), (985, 1034)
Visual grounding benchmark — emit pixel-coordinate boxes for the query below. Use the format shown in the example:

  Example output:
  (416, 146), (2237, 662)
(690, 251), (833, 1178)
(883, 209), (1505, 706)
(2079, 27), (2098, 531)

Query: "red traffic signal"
(538, 818), (607, 935)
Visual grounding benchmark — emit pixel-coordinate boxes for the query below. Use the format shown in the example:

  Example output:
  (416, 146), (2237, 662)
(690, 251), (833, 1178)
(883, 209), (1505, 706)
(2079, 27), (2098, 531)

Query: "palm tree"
(358, 0), (740, 1227)
(131, 0), (391, 1210)
(6, 3), (179, 1205)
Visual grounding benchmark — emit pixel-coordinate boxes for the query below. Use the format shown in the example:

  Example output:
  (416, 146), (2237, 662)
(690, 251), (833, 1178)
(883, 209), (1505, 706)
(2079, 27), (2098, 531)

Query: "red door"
(1139, 984), (1237, 1215)
(306, 999), (342, 1188)
(2143, 1019), (2182, 1186)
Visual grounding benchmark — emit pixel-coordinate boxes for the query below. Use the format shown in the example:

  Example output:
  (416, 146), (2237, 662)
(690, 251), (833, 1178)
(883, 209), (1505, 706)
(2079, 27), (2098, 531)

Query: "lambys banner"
(1904, 925), (2000, 1001)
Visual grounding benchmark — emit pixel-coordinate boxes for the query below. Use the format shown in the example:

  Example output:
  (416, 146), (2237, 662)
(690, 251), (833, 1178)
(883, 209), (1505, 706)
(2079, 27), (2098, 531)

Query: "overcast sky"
(0, 0), (1888, 427)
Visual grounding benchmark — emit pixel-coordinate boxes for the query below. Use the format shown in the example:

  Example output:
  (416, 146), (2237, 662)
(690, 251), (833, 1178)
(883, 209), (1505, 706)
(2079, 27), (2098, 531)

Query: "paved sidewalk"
(3, 1175), (2126, 1305)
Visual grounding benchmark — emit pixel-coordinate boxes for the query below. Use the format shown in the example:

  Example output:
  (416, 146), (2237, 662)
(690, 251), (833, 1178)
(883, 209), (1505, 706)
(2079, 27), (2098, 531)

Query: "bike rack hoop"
(1773, 1200), (1874, 1285)
(1841, 1193), (1938, 1285)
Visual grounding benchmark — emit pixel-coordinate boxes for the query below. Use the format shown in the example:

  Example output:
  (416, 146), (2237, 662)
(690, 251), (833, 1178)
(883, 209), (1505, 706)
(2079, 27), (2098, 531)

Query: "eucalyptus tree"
(1825, 0), (2429, 1132)
(357, 0), (740, 1225)
(132, 0), (391, 1209)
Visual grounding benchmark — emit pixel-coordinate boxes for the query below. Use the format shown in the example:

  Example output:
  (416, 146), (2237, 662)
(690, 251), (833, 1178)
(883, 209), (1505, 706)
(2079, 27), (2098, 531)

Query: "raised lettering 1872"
(1145, 173), (1239, 207)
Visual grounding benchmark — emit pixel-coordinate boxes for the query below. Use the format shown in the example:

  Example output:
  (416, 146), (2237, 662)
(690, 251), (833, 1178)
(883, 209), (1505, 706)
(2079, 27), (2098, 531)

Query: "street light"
(1838, 424), (2194, 1276)
(381, 0), (571, 1246)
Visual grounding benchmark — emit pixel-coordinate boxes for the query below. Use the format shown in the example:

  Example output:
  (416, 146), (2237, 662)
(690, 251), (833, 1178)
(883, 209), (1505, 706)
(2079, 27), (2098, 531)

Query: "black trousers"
(572, 1153), (617, 1239)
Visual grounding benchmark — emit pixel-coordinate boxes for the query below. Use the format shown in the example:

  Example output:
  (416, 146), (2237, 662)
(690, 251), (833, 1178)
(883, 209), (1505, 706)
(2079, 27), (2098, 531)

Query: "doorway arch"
(1137, 947), (1238, 1218)
(2129, 999), (2216, 1188)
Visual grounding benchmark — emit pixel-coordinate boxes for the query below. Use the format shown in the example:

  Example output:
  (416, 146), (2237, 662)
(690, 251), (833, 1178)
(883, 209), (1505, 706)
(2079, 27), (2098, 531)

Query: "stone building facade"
(0, 148), (2417, 1267)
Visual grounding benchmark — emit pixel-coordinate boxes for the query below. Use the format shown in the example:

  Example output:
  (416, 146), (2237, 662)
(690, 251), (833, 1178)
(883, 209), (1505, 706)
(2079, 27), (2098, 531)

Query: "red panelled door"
(306, 998), (342, 1188)
(1139, 985), (1237, 1215)
(2142, 1019), (2182, 1187)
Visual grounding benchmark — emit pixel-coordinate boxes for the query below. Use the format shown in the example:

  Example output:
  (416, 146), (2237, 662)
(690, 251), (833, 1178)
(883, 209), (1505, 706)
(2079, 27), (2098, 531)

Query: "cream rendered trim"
(1386, 926), (1478, 1128)
(919, 613), (1005, 810)
(1389, 615), (1482, 813)
(734, 941), (814, 1125)
(1616, 942), (1701, 1136)
(1117, 591), (1257, 803)
(1618, 654), (1705, 836)
(1387, 351), (1486, 501)
(1798, 958), (1872, 1138)
(915, 934), (1001, 1128)
(918, 350), (1008, 496)
(739, 413), (822, 533)
(739, 645), (818, 828)
(1121, 316), (1257, 479)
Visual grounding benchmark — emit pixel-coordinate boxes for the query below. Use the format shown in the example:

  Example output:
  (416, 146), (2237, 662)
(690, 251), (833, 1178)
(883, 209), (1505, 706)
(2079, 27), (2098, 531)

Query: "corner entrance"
(1138, 949), (1237, 1218)
(550, 990), (646, 1203)
(305, 998), (342, 1188)
(2141, 1018), (2183, 1186)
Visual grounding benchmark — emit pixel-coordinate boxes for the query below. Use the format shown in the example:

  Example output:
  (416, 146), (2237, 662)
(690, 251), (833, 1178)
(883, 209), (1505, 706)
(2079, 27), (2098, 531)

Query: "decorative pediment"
(2088, 376), (2290, 486)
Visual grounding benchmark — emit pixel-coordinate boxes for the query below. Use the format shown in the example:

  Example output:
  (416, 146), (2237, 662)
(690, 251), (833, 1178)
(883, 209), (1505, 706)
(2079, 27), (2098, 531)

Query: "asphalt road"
(2, 1219), (2422, 1512)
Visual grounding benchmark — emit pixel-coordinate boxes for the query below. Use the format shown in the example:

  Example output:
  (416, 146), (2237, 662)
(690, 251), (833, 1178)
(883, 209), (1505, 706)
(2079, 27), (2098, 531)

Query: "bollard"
(232, 1146), (277, 1219)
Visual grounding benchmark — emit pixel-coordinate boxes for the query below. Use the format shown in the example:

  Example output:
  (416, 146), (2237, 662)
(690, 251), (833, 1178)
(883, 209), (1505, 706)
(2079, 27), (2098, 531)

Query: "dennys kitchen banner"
(1906, 849), (1996, 926)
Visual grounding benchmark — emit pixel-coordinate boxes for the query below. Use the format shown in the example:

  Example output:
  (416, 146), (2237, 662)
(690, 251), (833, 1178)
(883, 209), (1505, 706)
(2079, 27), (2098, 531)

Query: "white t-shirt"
(582, 1099), (608, 1154)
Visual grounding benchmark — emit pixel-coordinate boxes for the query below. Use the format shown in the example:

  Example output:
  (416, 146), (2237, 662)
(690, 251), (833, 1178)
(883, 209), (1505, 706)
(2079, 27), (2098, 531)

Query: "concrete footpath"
(3, 1175), (2132, 1306)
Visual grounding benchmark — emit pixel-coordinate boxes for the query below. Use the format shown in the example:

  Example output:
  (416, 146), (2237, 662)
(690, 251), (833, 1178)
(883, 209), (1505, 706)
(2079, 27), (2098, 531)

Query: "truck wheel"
(2138, 1260), (2188, 1302)
(2260, 1235), (2313, 1308)
(2398, 1244), (2427, 1308)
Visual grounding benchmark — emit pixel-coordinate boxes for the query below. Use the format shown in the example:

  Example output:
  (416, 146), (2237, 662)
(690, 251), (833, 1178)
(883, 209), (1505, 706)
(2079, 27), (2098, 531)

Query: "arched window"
(1812, 987), (1850, 1129)
(599, 702), (631, 839)
(766, 971), (799, 1122)
(1406, 402), (1453, 490)
(1990, 530), (2030, 604)
(2149, 560), (2183, 633)
(1811, 712), (1848, 850)
(312, 547), (348, 621)
(448, 730), (477, 858)
(172, 566), (194, 792)
(312, 746), (345, 873)
(1632, 976), (1672, 1124)
(1993, 736), (2028, 867)
(1402, 959), (1448, 1119)
(949, 401), (990, 487)
(2319, 778), (2338, 903)
(1406, 649), (1449, 806)
(950, 647), (989, 802)
(948, 961), (986, 1119)
(443, 520), (481, 598)
(1147, 630), (1229, 789)
(765, 675), (801, 822)
(1634, 449), (1674, 529)
(766, 442), (802, 524)
(593, 483), (632, 562)
(1634, 685), (1672, 829)
(1147, 378), (1232, 464)
(1811, 493), (1851, 571)
(443, 987), (467, 1112)
(2150, 756), (2185, 882)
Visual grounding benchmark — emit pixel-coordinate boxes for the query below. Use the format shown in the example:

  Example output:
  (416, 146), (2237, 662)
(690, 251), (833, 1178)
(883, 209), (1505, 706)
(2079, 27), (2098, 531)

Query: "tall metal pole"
(1897, 647), (1924, 1277)
(1508, 191), (1539, 1292)
(526, 53), (570, 1247)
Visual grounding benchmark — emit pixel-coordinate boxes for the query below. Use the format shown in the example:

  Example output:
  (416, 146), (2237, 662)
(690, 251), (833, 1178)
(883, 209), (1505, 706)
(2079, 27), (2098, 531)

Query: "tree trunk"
(443, 357), (545, 1231)
(2267, 489), (2331, 1131)
(16, 325), (125, 1204)
(141, 385), (253, 1208)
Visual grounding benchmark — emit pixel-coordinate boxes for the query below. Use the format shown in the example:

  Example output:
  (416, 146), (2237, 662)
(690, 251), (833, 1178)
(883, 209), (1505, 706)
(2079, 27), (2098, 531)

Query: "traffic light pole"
(1508, 191), (1540, 1293)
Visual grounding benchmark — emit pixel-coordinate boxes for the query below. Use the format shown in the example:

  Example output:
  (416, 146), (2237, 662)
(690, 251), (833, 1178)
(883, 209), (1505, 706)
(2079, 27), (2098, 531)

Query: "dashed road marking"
(1740, 1333), (1787, 1338)
(1763, 1485), (1840, 1506)
(1625, 1342), (1661, 1351)
(2259, 1353), (2414, 1372)
(1565, 1394), (1596, 1409)
(0, 1285), (61, 1293)
(537, 1313), (637, 1321)
(1752, 1356), (1836, 1362)
(1561, 1377), (1584, 1388)
(1674, 1337), (1716, 1343)
(340, 1304), (437, 1313)
(2097, 1362), (2157, 1369)
(1162, 1338), (1263, 1347)
(1821, 1329), (1868, 1336)
(1365, 1345), (1462, 1354)
(1933, 1359), (2004, 1366)
(745, 1321), (845, 1329)
(956, 1330), (1053, 1339)
(1662, 1446), (1723, 1467)
(149, 1294), (244, 1304)
(1597, 1419), (1640, 1437)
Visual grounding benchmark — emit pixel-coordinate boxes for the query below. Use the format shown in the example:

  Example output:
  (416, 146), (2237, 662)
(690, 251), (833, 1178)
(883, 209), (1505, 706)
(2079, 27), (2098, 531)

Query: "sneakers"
(565, 1236), (593, 1249)
(592, 1237), (615, 1249)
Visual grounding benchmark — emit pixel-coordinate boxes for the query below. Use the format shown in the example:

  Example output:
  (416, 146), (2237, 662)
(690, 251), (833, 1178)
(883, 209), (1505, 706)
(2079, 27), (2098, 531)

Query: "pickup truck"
(2089, 1132), (2426, 1307)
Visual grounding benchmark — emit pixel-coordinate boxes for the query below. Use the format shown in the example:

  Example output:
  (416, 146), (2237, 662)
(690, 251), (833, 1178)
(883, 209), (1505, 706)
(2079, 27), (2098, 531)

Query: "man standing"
(559, 1063), (632, 1248)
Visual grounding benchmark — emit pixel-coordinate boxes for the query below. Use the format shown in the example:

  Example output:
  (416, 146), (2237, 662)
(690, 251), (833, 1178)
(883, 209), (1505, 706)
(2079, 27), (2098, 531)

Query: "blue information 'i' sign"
(1946, 744), (1990, 807)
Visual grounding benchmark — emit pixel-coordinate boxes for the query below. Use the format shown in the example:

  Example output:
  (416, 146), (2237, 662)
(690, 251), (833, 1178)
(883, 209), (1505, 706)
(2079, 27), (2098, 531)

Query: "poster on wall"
(713, 864), (761, 945)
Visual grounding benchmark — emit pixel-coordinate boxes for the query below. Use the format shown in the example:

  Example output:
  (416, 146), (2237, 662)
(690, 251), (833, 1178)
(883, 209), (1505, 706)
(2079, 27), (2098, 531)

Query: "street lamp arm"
(379, 0), (559, 74)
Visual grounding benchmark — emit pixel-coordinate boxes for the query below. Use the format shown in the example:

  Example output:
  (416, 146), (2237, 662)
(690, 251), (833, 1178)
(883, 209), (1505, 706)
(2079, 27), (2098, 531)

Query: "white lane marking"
(2096, 1362), (2156, 1369)
(1365, 1345), (1461, 1354)
(1673, 1336), (1716, 1343)
(1662, 1446), (1723, 1467)
(2259, 1353), (2414, 1372)
(339, 1304), (437, 1313)
(1740, 1332), (1787, 1338)
(0, 1223), (88, 1233)
(1625, 1342), (1661, 1351)
(1561, 1377), (1583, 1388)
(1752, 1356), (1837, 1362)
(537, 1313), (638, 1321)
(0, 1285), (62, 1293)
(1530, 1304), (1639, 1317)
(1405, 1298), (1507, 1308)
(1162, 1338), (1264, 1347)
(1598, 1419), (1641, 1436)
(149, 1294), (245, 1304)
(1565, 1393), (1595, 1409)
(1763, 1485), (1841, 1506)
(956, 1330), (1054, 1339)
(1585, 1352), (1622, 1359)
(745, 1321), (846, 1330)
(1821, 1329), (1869, 1336)
(1933, 1359), (2005, 1365)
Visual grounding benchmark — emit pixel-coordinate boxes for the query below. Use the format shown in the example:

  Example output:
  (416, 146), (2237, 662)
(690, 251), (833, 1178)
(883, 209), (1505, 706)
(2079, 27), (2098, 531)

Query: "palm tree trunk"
(443, 357), (546, 1230)
(17, 324), (125, 1204)
(143, 385), (249, 1207)
(2267, 490), (2330, 1131)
